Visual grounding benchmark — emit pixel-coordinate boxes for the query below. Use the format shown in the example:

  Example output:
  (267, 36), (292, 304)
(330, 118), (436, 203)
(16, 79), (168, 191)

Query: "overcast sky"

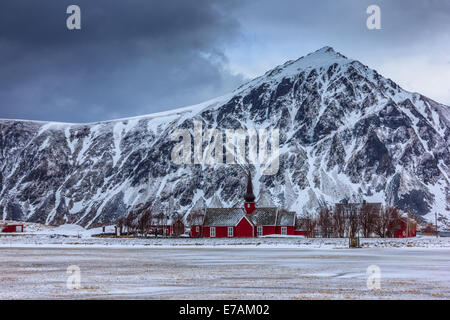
(0, 0), (449, 123)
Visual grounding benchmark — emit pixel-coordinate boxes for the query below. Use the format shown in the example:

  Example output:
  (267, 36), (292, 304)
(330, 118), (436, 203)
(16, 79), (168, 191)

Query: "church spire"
(244, 171), (256, 202)
(244, 171), (256, 214)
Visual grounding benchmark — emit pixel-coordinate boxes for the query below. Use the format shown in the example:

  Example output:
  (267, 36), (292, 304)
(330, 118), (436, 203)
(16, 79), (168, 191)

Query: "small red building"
(1, 224), (24, 233)
(393, 217), (417, 238)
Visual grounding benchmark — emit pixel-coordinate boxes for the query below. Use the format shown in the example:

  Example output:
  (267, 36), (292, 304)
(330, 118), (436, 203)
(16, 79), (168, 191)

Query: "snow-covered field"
(1, 246), (449, 299)
(2, 232), (450, 249)
(1, 222), (450, 299)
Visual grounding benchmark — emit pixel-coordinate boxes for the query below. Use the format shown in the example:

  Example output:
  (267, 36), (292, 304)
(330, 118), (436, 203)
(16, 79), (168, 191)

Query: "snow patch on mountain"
(0, 47), (448, 227)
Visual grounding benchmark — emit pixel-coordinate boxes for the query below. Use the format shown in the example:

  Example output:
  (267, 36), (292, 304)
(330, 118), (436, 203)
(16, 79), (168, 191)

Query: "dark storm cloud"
(1, 1), (449, 123)
(0, 0), (245, 122)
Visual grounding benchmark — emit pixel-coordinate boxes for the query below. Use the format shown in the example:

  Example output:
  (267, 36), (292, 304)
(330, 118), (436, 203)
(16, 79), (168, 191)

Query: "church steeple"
(244, 171), (256, 214)
(244, 171), (256, 202)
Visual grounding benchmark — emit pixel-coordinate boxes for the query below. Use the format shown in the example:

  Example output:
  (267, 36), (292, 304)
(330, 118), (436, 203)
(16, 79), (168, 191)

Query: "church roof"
(248, 208), (278, 226)
(203, 207), (295, 227)
(203, 208), (248, 227)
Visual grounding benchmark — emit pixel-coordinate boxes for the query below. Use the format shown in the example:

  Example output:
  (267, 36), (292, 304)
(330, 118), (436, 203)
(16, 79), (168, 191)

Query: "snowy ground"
(1, 221), (450, 299)
(1, 246), (449, 299)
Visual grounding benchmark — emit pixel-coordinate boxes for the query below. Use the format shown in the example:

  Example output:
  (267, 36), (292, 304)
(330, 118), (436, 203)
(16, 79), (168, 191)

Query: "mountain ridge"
(1, 47), (449, 228)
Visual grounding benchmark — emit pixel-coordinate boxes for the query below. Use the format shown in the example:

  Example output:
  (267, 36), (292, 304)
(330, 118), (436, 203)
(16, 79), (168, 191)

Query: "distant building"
(393, 217), (417, 238)
(150, 214), (185, 236)
(334, 202), (382, 217)
(1, 223), (24, 233)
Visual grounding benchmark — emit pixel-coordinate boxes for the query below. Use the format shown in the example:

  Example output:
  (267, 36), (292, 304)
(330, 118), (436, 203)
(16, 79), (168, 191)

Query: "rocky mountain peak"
(236, 47), (354, 94)
(0, 47), (448, 228)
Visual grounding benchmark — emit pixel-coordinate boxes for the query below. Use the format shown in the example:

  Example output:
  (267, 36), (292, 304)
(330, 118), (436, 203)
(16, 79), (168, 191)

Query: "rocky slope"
(1, 47), (449, 227)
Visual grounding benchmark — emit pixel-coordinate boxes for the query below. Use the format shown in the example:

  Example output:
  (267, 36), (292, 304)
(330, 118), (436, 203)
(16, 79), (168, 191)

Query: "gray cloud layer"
(226, 0), (450, 105)
(1, 0), (449, 122)
(0, 0), (245, 122)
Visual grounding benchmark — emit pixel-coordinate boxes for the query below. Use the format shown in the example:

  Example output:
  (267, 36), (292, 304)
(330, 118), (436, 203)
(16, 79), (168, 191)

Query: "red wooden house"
(1, 224), (24, 233)
(393, 217), (417, 238)
(191, 172), (296, 238)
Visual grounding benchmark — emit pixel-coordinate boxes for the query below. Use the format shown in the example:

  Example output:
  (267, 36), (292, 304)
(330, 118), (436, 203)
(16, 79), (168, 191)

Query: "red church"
(190, 172), (296, 238)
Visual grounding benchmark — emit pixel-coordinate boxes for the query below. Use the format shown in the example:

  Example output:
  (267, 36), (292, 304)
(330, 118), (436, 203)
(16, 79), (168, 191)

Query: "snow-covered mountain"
(1, 47), (449, 227)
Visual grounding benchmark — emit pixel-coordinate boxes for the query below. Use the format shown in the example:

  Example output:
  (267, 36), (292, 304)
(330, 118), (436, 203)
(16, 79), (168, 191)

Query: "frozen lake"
(1, 246), (449, 299)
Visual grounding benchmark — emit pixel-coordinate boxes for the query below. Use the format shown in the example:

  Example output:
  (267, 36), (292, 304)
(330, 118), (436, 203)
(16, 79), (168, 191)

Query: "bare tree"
(333, 205), (346, 238)
(116, 216), (125, 235)
(318, 207), (333, 238)
(359, 204), (378, 238)
(171, 213), (184, 236)
(299, 212), (317, 238)
(347, 204), (360, 238)
(374, 206), (388, 238)
(125, 208), (142, 236)
(374, 206), (400, 238)
(137, 213), (146, 236)
(160, 213), (168, 236)
(137, 210), (152, 237)
(386, 207), (401, 238)
(124, 213), (135, 235)
(143, 210), (153, 236)
(151, 213), (168, 237)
